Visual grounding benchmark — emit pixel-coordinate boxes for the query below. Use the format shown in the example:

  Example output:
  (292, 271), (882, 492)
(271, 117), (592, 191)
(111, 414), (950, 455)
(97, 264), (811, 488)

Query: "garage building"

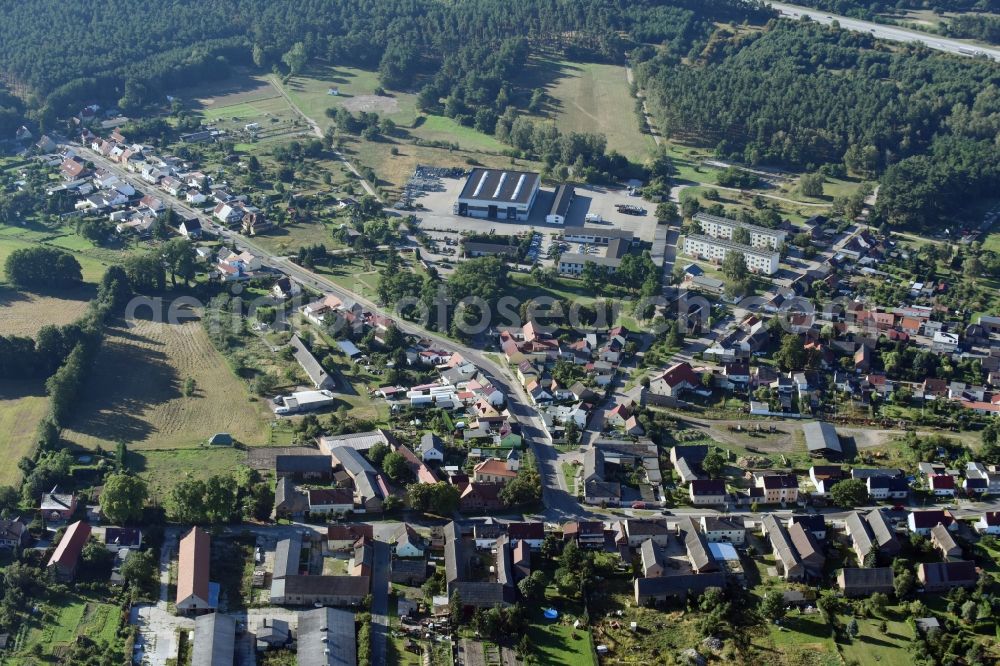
(545, 184), (574, 224)
(457, 168), (540, 221)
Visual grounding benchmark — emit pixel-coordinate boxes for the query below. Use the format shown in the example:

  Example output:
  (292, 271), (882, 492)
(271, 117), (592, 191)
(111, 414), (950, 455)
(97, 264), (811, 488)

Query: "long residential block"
(683, 234), (780, 275)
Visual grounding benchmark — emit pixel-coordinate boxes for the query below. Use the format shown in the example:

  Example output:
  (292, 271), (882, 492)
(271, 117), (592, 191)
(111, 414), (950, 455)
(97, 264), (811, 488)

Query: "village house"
(40, 487), (77, 522)
(640, 539), (666, 578)
(974, 511), (1000, 535)
(756, 474), (799, 504)
(326, 524), (373, 551)
(459, 482), (503, 512)
(844, 510), (900, 566)
(562, 521), (606, 550)
(472, 458), (518, 484)
(103, 527), (142, 553)
(648, 362), (699, 398)
(908, 510), (956, 536)
(307, 488), (354, 514)
(394, 524), (426, 558)
(700, 516), (745, 545)
(623, 519), (671, 549)
(420, 433), (445, 462)
(689, 479), (727, 506)
(762, 515), (804, 581)
(0, 518), (29, 550)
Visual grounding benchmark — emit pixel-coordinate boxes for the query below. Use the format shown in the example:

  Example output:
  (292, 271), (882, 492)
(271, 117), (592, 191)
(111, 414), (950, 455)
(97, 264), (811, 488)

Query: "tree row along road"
(768, 1), (1000, 61)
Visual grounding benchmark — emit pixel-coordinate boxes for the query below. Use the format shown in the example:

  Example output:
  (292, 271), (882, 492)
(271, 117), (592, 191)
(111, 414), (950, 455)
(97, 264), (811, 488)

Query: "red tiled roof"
(48, 520), (91, 571)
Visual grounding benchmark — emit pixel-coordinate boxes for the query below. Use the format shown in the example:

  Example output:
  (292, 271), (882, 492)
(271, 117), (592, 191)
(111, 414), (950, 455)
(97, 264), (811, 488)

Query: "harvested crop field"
(62, 314), (271, 450)
(0, 380), (48, 486)
(0, 288), (92, 337)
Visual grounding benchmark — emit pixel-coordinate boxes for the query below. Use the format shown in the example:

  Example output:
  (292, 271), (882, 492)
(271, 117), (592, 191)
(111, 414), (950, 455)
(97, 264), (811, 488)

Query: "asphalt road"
(768, 1), (1000, 61)
(370, 540), (391, 666)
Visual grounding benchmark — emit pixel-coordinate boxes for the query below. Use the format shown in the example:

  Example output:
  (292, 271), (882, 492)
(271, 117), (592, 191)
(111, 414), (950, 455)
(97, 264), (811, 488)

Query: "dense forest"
(947, 13), (1000, 43)
(634, 20), (1000, 228)
(783, 0), (999, 19)
(1, 0), (998, 229)
(0, 0), (766, 131)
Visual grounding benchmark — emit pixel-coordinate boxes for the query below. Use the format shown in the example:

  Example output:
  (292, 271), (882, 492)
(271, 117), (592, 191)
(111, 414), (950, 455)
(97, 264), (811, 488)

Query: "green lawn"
(561, 462), (578, 494)
(836, 613), (914, 666)
(129, 446), (247, 505)
(0, 382), (48, 486)
(0, 234), (111, 285)
(413, 114), (506, 152)
(982, 232), (1000, 253)
(527, 603), (596, 666)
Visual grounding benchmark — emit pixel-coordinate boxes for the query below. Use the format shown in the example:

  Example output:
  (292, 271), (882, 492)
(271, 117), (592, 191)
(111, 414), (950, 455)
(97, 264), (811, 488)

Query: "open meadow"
(177, 70), (305, 139)
(521, 58), (657, 162)
(61, 314), (271, 452)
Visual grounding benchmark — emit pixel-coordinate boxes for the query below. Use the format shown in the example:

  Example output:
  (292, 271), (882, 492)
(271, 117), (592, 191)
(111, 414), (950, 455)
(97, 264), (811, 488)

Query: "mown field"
(177, 71), (304, 137)
(0, 380), (48, 486)
(61, 315), (271, 451)
(0, 288), (93, 337)
(522, 58), (657, 162)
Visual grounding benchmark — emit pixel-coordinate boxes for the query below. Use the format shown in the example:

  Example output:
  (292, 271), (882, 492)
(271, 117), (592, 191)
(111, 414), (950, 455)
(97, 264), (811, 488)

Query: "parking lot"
(410, 175), (659, 243)
(404, 173), (662, 273)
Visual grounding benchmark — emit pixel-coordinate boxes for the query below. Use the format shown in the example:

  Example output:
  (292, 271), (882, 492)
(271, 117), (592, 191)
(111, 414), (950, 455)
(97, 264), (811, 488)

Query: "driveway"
(370, 540), (391, 665)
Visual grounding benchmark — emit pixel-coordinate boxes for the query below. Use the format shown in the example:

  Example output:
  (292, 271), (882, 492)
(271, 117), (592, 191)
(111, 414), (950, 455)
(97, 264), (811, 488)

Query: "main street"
(768, 1), (1000, 61)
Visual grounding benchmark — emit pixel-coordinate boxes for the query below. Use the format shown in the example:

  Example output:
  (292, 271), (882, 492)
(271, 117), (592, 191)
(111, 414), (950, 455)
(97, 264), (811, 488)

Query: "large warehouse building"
(456, 168), (540, 221)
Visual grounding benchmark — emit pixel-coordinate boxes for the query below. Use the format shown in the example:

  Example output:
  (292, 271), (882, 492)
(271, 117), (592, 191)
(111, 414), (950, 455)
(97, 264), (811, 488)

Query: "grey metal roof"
(330, 447), (382, 503)
(803, 421), (842, 454)
(865, 510), (898, 550)
(458, 168), (539, 205)
(549, 183), (574, 217)
(583, 447), (604, 482)
(297, 607), (357, 666)
(273, 536), (301, 580)
(192, 613), (236, 666)
(635, 572), (726, 599)
(679, 517), (717, 573)
(290, 334), (333, 389)
(839, 567), (893, 591)
(640, 538), (664, 573)
(444, 522), (465, 585)
(319, 430), (391, 452)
